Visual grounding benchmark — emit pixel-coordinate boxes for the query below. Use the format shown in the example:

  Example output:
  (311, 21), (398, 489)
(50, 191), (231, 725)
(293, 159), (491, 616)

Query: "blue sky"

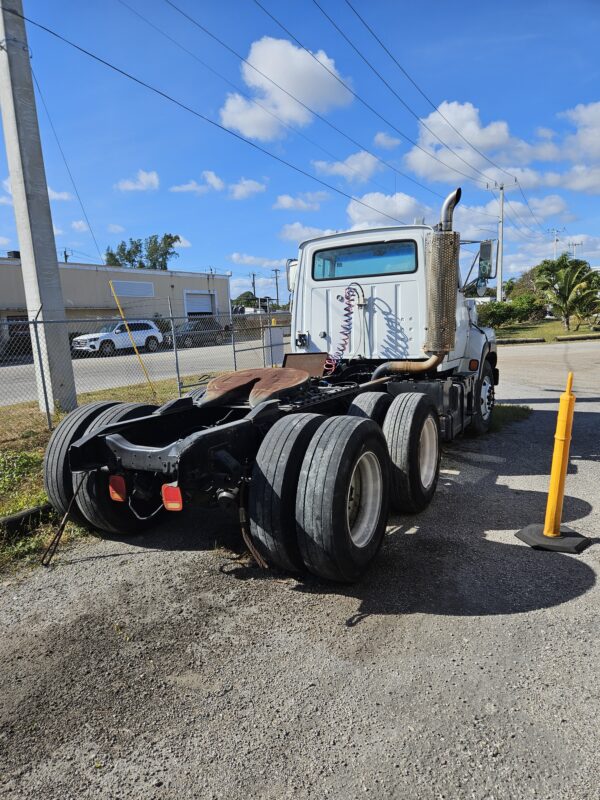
(1, 0), (600, 299)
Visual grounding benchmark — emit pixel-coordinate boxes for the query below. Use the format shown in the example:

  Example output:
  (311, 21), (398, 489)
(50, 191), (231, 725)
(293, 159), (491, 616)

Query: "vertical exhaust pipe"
(372, 188), (462, 379)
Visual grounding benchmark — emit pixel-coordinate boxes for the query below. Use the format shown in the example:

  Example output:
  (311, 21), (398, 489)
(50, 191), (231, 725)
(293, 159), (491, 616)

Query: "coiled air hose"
(323, 284), (365, 376)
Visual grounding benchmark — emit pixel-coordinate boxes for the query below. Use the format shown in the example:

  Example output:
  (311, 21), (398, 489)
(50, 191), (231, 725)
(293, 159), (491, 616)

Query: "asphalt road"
(1, 342), (599, 799)
(0, 340), (269, 406)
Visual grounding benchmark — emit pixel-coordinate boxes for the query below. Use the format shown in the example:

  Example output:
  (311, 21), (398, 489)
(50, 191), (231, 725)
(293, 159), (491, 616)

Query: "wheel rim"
(480, 376), (494, 421)
(418, 415), (438, 490)
(148, 338), (157, 351)
(184, 336), (193, 348)
(346, 450), (383, 548)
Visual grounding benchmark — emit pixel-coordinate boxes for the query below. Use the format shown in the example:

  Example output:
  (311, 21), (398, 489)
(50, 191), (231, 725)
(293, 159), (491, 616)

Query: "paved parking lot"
(1, 342), (598, 799)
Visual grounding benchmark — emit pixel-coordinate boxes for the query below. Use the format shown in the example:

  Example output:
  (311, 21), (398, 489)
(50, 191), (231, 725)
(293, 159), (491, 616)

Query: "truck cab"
(289, 223), (496, 377)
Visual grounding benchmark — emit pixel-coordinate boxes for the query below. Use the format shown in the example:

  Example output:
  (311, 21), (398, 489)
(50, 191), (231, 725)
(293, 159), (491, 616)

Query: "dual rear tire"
(248, 391), (441, 582)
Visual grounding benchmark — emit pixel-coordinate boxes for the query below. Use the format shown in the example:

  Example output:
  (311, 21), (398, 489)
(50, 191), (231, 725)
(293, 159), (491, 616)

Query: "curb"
(555, 334), (600, 342)
(0, 503), (54, 536)
(497, 337), (545, 345)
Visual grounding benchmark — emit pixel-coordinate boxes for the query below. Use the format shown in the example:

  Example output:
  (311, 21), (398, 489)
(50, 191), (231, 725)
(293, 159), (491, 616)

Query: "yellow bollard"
(516, 372), (590, 554)
(543, 372), (575, 537)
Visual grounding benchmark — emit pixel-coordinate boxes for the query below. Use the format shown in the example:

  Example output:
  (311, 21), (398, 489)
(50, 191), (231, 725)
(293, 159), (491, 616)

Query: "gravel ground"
(1, 342), (599, 799)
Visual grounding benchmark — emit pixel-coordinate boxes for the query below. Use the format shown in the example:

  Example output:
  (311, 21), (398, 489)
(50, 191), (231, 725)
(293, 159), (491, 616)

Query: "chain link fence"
(0, 312), (291, 425)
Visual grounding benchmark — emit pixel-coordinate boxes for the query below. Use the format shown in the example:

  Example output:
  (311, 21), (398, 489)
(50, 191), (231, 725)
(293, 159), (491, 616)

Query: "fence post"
(31, 317), (53, 430)
(168, 298), (182, 397)
(231, 319), (237, 371)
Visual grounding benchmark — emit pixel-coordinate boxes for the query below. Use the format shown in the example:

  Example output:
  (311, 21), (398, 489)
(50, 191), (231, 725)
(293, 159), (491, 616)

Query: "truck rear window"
(312, 240), (417, 281)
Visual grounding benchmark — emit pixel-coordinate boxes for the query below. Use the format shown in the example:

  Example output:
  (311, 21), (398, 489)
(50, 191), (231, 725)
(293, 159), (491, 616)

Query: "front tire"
(99, 340), (115, 357)
(383, 393), (441, 513)
(469, 360), (495, 436)
(296, 416), (390, 583)
(145, 336), (158, 352)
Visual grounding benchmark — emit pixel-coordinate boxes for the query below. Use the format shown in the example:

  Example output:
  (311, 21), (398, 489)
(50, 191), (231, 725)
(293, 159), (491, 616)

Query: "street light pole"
(0, 0), (76, 412)
(496, 183), (504, 302)
(272, 267), (280, 306)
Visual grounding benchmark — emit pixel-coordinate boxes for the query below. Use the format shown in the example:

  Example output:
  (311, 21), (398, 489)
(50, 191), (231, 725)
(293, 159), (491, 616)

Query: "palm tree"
(534, 256), (599, 331)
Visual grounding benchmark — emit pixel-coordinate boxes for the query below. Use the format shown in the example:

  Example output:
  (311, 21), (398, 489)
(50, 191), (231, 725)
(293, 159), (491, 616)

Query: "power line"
(339, 0), (548, 235)
(159, 0), (443, 200)
(117, 0), (398, 195)
(311, 0), (491, 184)
(31, 68), (104, 262)
(342, 0), (517, 182)
(250, 0), (490, 187)
(11, 8), (411, 227)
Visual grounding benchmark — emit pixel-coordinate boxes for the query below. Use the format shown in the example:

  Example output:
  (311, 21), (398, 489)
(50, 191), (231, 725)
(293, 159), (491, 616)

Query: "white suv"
(71, 320), (163, 357)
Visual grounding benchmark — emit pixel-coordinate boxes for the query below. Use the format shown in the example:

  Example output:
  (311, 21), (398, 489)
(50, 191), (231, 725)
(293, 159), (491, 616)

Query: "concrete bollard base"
(516, 523), (591, 554)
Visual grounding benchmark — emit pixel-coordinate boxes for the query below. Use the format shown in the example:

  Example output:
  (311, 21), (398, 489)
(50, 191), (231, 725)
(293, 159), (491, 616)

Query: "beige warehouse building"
(0, 254), (231, 342)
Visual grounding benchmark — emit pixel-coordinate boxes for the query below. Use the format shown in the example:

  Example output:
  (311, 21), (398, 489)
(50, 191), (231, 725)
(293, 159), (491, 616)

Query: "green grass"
(0, 520), (89, 574)
(490, 403), (531, 432)
(497, 319), (596, 342)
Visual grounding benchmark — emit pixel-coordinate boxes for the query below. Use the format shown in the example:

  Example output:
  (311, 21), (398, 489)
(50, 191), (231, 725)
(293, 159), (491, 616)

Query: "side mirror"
(286, 258), (298, 292)
(478, 240), (494, 280)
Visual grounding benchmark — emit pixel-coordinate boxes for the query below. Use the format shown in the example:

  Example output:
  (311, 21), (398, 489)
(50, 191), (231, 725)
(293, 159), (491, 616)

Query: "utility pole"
(567, 241), (582, 258)
(497, 183), (504, 302)
(250, 272), (257, 306)
(272, 267), (280, 307)
(0, 0), (76, 412)
(548, 228), (561, 260)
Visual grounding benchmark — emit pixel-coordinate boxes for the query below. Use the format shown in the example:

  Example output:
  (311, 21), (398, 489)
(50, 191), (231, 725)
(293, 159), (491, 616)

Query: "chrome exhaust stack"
(440, 187), (462, 232)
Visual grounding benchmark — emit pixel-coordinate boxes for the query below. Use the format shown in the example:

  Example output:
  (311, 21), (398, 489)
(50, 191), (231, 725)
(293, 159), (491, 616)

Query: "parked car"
(164, 317), (227, 348)
(71, 320), (163, 356)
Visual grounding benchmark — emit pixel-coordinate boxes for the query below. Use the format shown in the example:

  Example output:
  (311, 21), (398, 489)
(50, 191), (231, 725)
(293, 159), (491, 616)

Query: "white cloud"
(202, 170), (225, 191)
(346, 192), (429, 229)
(2, 177), (11, 194)
(48, 187), (72, 201)
(108, 223), (125, 233)
(230, 252), (286, 268)
(0, 236), (9, 246)
(115, 169), (159, 191)
(313, 151), (382, 183)
(273, 191), (328, 211)
(53, 225), (63, 236)
(169, 170), (225, 195)
(71, 220), (89, 232)
(169, 179), (209, 195)
(0, 195), (12, 206)
(280, 221), (337, 243)
(559, 164), (600, 194)
(176, 236), (191, 248)
(230, 275), (277, 297)
(374, 131), (401, 150)
(219, 36), (352, 141)
(561, 101), (600, 162)
(229, 178), (266, 200)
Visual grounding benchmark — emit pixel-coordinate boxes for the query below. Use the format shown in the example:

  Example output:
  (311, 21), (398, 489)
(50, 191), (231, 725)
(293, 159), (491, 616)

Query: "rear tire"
(75, 402), (159, 535)
(382, 393), (440, 513)
(347, 391), (393, 425)
(469, 360), (495, 436)
(43, 401), (119, 522)
(183, 335), (193, 348)
(248, 413), (326, 573)
(296, 416), (390, 583)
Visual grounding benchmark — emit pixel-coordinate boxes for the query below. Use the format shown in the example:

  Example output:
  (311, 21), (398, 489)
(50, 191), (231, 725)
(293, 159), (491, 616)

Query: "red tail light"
(162, 483), (183, 511)
(108, 474), (127, 503)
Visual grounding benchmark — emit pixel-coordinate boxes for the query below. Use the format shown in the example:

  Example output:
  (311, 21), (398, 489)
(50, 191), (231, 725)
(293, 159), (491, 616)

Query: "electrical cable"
(159, 0), (443, 200)
(250, 0), (490, 187)
(311, 0), (492, 184)
(116, 0), (400, 196)
(31, 68), (104, 263)
(340, 0), (548, 233)
(9, 8), (411, 227)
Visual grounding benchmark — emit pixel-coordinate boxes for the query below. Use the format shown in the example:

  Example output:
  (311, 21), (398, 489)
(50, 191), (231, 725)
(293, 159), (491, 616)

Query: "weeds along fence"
(0, 312), (291, 426)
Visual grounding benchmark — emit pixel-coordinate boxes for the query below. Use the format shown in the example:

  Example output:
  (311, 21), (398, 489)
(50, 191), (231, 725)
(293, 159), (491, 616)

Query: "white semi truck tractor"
(44, 188), (498, 582)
